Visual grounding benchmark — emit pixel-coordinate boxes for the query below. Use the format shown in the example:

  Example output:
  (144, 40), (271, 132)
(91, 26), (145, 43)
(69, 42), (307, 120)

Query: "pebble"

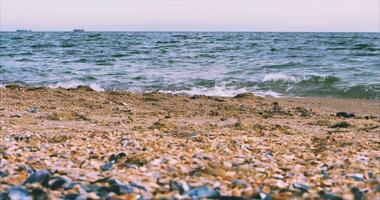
(10, 114), (21, 118)
(319, 192), (343, 200)
(27, 107), (38, 113)
(292, 183), (309, 192)
(329, 121), (350, 128)
(231, 179), (246, 188)
(100, 162), (113, 171)
(24, 170), (50, 185)
(47, 176), (67, 190)
(109, 152), (127, 162)
(169, 180), (190, 194)
(336, 112), (355, 118)
(350, 173), (364, 181)
(186, 186), (220, 199)
(6, 186), (32, 200)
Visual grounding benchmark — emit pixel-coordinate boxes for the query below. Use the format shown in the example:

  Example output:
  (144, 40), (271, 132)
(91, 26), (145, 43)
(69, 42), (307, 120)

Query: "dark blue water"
(1, 32), (379, 99)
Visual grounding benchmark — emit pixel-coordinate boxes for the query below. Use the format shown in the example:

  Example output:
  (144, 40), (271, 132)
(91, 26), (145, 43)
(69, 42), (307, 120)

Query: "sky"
(1, 0), (379, 32)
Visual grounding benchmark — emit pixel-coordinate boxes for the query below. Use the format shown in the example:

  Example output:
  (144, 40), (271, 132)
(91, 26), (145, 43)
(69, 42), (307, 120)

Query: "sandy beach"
(0, 85), (379, 199)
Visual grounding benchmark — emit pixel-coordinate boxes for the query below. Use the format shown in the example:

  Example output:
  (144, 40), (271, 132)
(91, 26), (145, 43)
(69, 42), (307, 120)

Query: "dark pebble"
(27, 107), (38, 113)
(216, 196), (248, 200)
(130, 182), (147, 191)
(319, 191), (343, 200)
(100, 162), (113, 171)
(109, 152), (126, 162)
(7, 187), (31, 200)
(0, 171), (8, 178)
(0, 192), (10, 200)
(329, 121), (350, 128)
(63, 193), (80, 200)
(64, 182), (81, 190)
(351, 187), (363, 200)
(31, 188), (48, 200)
(107, 179), (134, 195)
(231, 179), (246, 188)
(234, 93), (254, 99)
(24, 170), (50, 185)
(336, 112), (355, 118)
(376, 185), (380, 192)
(109, 184), (133, 195)
(169, 180), (190, 194)
(293, 183), (309, 192)
(10, 114), (21, 118)
(48, 176), (67, 190)
(186, 186), (220, 199)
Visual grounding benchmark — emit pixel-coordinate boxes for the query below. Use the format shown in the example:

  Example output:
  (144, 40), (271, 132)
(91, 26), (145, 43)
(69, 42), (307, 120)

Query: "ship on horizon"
(16, 30), (32, 32)
(73, 29), (85, 32)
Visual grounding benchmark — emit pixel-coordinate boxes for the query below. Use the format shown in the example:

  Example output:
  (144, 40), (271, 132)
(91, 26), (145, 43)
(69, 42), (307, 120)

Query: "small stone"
(10, 114), (21, 118)
(169, 180), (190, 194)
(27, 107), (38, 113)
(336, 112), (355, 118)
(100, 162), (113, 171)
(30, 188), (48, 200)
(0, 170), (8, 177)
(186, 186), (220, 199)
(272, 174), (284, 179)
(47, 176), (67, 190)
(109, 183), (134, 195)
(24, 170), (50, 185)
(319, 192), (343, 200)
(231, 179), (246, 188)
(329, 121), (350, 128)
(234, 93), (255, 98)
(350, 173), (364, 181)
(109, 152), (126, 162)
(8, 187), (32, 200)
(351, 187), (363, 200)
(293, 183), (309, 192)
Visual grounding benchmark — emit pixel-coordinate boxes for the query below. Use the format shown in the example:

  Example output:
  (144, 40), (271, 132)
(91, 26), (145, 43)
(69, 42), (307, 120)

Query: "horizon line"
(1, 30), (379, 33)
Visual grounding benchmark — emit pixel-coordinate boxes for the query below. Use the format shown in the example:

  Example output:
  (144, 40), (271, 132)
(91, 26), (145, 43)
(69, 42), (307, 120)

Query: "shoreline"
(0, 86), (379, 199)
(2, 83), (379, 101)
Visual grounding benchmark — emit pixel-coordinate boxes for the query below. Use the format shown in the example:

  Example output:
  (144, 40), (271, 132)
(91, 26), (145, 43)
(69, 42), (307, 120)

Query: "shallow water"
(0, 32), (379, 99)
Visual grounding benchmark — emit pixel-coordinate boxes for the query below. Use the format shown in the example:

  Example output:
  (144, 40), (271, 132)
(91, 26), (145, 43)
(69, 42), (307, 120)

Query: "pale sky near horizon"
(1, 0), (379, 32)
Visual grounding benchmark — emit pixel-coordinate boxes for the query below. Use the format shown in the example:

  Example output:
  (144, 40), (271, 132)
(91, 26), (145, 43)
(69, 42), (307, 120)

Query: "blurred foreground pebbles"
(0, 87), (380, 199)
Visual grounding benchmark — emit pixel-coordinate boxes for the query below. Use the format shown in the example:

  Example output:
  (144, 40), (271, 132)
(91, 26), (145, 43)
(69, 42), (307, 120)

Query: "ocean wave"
(297, 75), (340, 86)
(262, 73), (299, 82)
(263, 62), (301, 69)
(47, 82), (105, 91)
(60, 42), (76, 48)
(160, 86), (248, 97)
(160, 86), (282, 98)
(30, 44), (55, 49)
(15, 58), (35, 62)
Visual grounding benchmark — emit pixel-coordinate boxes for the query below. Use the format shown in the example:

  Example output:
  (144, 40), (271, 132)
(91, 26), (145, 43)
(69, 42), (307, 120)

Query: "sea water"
(0, 32), (379, 99)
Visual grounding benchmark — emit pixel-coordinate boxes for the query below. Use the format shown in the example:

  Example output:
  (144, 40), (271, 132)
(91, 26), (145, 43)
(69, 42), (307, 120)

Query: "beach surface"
(0, 86), (379, 199)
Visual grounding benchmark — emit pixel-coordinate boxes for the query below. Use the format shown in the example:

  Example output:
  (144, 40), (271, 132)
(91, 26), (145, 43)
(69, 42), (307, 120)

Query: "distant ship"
(16, 30), (32, 32)
(73, 29), (85, 32)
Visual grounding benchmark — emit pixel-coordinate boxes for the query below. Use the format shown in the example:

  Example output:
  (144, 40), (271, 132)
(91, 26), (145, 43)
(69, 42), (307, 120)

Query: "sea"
(0, 32), (379, 99)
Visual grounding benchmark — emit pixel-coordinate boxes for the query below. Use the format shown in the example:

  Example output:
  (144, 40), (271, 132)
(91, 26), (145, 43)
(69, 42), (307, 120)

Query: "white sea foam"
(262, 73), (299, 82)
(252, 90), (283, 97)
(47, 82), (105, 92)
(160, 86), (282, 98)
(160, 86), (248, 97)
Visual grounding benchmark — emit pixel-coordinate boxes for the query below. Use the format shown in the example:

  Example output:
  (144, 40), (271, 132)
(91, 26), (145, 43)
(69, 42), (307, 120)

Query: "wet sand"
(0, 86), (379, 199)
